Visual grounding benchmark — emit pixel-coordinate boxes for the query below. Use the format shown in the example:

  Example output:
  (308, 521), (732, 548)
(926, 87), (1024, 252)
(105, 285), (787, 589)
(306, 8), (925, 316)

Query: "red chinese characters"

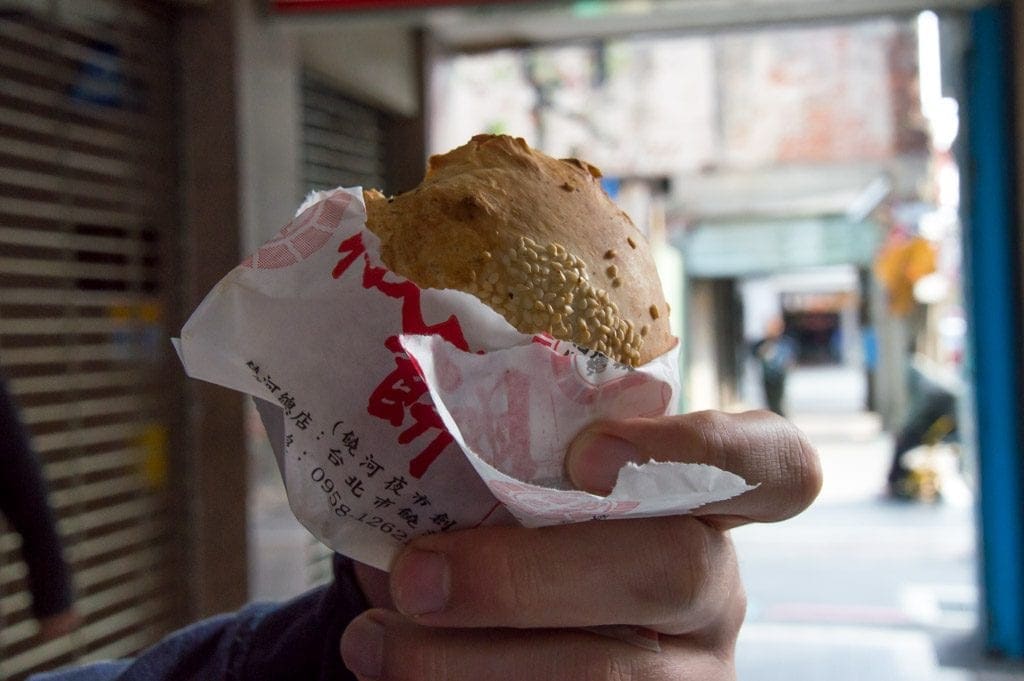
(333, 233), (469, 478)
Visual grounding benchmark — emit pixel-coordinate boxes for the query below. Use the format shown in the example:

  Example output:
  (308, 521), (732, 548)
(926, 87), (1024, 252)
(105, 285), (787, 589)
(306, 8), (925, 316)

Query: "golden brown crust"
(363, 134), (674, 366)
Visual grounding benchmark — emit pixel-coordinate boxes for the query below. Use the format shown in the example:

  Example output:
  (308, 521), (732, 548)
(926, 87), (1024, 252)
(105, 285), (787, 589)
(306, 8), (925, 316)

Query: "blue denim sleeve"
(29, 556), (369, 681)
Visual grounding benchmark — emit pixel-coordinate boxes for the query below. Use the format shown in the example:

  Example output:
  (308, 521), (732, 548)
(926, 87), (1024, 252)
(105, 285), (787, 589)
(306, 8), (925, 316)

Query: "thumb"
(565, 423), (647, 495)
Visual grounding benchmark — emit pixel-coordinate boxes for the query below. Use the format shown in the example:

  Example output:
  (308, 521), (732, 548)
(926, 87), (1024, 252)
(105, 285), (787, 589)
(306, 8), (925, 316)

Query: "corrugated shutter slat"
(300, 71), (386, 193)
(0, 3), (181, 679)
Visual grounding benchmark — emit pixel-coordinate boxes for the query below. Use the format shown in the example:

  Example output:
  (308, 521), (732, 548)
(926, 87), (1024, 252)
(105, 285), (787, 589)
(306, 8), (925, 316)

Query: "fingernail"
(566, 431), (641, 495)
(391, 549), (449, 616)
(341, 615), (384, 679)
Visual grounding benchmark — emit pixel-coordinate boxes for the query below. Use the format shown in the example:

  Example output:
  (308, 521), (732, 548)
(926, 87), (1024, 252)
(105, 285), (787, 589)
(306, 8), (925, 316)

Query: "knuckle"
(481, 531), (543, 623)
(584, 654), (629, 681)
(635, 518), (714, 624)
(733, 582), (749, 628)
(687, 409), (731, 435)
(712, 575), (748, 653)
(584, 652), (667, 681)
(685, 410), (733, 467)
(410, 641), (452, 681)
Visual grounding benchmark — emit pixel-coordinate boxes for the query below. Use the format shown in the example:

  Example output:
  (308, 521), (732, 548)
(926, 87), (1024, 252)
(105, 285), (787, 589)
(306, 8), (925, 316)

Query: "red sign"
(271, 0), (512, 13)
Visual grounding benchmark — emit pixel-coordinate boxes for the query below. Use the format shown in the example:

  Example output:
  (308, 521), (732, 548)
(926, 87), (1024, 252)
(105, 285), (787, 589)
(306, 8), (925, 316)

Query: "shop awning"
(678, 215), (884, 278)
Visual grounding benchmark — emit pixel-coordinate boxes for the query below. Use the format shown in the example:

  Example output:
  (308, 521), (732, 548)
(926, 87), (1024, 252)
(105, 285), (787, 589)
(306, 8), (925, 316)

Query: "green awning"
(679, 216), (883, 277)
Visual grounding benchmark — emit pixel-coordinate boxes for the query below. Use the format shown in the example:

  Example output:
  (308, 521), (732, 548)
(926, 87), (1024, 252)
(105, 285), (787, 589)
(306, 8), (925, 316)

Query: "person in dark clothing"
(752, 317), (797, 416)
(886, 365), (959, 499)
(29, 410), (822, 681)
(30, 555), (367, 681)
(0, 376), (78, 640)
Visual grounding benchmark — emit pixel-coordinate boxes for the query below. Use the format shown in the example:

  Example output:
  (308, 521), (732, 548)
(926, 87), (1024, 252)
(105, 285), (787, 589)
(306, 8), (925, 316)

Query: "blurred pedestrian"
(886, 363), (959, 500)
(752, 317), (797, 416)
(0, 375), (79, 640)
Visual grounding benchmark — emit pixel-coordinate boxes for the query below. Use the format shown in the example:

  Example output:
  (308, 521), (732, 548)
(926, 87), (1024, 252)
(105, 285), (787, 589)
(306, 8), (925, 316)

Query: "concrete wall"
(433, 18), (919, 177)
(236, 1), (303, 252)
(178, 0), (249, 619)
(300, 25), (419, 117)
(234, 3), (422, 251)
(716, 22), (905, 168)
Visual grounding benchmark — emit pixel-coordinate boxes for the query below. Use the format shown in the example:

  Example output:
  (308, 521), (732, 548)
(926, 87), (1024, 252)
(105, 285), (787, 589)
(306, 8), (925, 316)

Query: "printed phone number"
(310, 466), (409, 542)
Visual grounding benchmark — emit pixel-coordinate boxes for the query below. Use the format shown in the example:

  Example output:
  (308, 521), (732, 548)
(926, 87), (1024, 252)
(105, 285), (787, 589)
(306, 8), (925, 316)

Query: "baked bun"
(363, 134), (674, 366)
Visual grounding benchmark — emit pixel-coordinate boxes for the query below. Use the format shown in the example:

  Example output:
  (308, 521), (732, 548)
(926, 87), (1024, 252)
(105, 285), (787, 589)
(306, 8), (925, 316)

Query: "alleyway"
(734, 366), (1021, 680)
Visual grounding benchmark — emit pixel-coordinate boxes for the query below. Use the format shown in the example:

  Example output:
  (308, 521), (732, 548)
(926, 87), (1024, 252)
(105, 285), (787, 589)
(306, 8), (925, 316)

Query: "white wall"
(234, 4), (421, 253)
(235, 0), (304, 253)
(300, 25), (419, 118)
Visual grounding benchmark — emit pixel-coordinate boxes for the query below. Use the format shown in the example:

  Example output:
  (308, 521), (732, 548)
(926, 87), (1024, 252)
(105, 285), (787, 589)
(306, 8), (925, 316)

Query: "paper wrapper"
(176, 187), (755, 573)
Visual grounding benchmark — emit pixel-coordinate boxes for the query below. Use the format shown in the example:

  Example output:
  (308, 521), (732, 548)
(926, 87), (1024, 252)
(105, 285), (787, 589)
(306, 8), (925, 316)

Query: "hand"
(343, 410), (821, 680)
(37, 608), (81, 641)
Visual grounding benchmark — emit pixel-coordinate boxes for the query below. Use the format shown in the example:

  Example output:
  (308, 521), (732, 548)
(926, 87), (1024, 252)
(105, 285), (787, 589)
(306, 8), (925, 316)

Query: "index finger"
(565, 410), (822, 529)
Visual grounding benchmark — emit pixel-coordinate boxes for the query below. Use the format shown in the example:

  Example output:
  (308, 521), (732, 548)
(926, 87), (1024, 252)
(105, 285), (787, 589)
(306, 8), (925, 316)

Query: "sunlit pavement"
(733, 366), (1024, 680)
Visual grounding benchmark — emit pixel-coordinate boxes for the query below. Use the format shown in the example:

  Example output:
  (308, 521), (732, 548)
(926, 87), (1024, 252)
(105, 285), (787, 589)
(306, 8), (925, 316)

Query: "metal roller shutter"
(302, 70), (387, 195)
(300, 70), (387, 585)
(0, 2), (181, 678)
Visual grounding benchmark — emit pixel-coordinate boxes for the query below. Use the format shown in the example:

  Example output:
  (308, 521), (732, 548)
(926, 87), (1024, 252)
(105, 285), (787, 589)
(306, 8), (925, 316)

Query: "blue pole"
(964, 2), (1024, 659)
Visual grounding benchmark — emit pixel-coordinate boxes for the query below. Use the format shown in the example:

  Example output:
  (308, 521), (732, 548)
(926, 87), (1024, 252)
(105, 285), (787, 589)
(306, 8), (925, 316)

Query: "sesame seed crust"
(363, 134), (674, 366)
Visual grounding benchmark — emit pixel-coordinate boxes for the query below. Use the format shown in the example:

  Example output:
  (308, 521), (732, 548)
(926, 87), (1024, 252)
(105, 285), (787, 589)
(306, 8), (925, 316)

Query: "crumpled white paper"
(176, 187), (755, 573)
